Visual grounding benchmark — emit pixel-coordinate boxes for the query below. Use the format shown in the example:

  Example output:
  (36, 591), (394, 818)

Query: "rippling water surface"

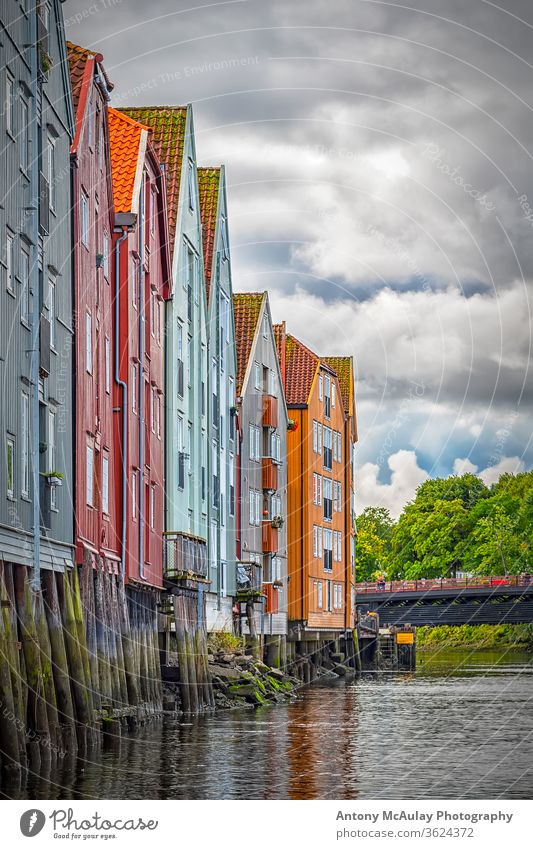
(5, 648), (533, 799)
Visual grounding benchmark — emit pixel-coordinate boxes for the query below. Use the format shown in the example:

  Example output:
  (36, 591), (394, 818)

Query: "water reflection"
(3, 649), (532, 800)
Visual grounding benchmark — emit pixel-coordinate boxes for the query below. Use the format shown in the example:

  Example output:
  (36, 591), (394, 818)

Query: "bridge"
(355, 575), (533, 626)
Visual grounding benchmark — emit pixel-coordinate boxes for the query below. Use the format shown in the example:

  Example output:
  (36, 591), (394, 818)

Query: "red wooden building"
(67, 44), (121, 573)
(108, 108), (170, 588)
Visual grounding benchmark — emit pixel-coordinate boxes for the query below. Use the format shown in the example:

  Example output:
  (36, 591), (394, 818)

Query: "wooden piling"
(41, 570), (77, 752)
(0, 566), (22, 777)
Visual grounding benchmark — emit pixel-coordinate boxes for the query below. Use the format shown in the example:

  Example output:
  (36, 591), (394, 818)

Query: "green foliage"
(355, 506), (394, 581)
(207, 631), (243, 654)
(417, 623), (533, 649)
(382, 471), (533, 579)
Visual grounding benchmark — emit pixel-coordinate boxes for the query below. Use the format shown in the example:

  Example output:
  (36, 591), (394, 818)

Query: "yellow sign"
(396, 632), (414, 645)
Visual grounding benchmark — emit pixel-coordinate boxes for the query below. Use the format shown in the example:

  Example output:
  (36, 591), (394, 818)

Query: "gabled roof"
(66, 41), (95, 114)
(284, 334), (321, 406)
(233, 293), (265, 396)
(119, 107), (188, 247)
(323, 356), (353, 414)
(197, 167), (220, 303)
(108, 109), (148, 213)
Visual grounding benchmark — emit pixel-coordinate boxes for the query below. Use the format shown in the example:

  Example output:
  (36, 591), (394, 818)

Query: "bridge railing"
(355, 574), (533, 594)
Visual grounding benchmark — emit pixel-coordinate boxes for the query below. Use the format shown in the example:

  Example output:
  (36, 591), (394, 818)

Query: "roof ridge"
(109, 107), (150, 133)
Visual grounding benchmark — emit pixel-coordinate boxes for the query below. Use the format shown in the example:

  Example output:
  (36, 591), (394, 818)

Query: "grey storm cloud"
(65, 0), (533, 511)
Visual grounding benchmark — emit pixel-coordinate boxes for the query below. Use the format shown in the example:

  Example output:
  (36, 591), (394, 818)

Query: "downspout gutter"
(114, 227), (129, 581)
(29, 8), (40, 590)
(138, 174), (145, 581)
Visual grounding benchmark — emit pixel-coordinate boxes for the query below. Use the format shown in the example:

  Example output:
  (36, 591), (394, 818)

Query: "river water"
(4, 648), (533, 799)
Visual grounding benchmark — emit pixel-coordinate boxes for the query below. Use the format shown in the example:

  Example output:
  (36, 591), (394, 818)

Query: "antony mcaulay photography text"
(0, 0), (532, 835)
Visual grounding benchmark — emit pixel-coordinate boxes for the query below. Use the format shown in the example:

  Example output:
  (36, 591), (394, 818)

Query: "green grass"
(416, 623), (533, 650)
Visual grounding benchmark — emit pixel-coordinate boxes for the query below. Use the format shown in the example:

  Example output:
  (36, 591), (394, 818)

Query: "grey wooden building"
(0, 0), (74, 584)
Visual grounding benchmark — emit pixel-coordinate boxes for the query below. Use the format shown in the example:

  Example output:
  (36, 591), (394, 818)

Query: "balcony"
(262, 457), (278, 492)
(263, 583), (279, 614)
(262, 394), (278, 428)
(236, 561), (263, 600)
(262, 522), (278, 554)
(164, 531), (208, 581)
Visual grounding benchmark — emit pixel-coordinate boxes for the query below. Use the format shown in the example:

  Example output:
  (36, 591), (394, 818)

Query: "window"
(317, 581), (323, 610)
(47, 275), (56, 349)
(312, 473), (322, 506)
(249, 489), (261, 526)
(176, 321), (184, 396)
(86, 444), (94, 507)
(20, 243), (30, 324)
(150, 484), (156, 529)
(188, 336), (192, 387)
(6, 73), (14, 135)
(20, 98), (29, 171)
(317, 422), (322, 454)
(21, 392), (30, 498)
(48, 408), (56, 509)
(323, 477), (332, 521)
(103, 232), (109, 279)
(262, 312), (268, 338)
(132, 363), (138, 412)
(323, 426), (332, 470)
(334, 530), (342, 562)
(156, 393), (162, 438)
(85, 312), (92, 373)
(326, 579), (332, 612)
(323, 529), (333, 572)
(188, 423), (193, 474)
(271, 556), (282, 582)
(333, 480), (341, 512)
(6, 230), (15, 293)
(132, 256), (140, 307)
(313, 420), (318, 453)
(104, 336), (110, 394)
(177, 417), (185, 489)
(187, 159), (195, 211)
(249, 424), (261, 461)
(150, 189), (156, 235)
(157, 298), (162, 344)
(331, 382), (336, 409)
(81, 191), (89, 247)
(254, 362), (261, 390)
(334, 583), (342, 609)
(324, 375), (331, 418)
(132, 469), (137, 518)
(102, 453), (109, 515)
(6, 436), (15, 499)
(271, 431), (281, 463)
(313, 524), (323, 558)
(318, 374), (323, 401)
(221, 215), (229, 261)
(47, 135), (56, 211)
(333, 431), (342, 463)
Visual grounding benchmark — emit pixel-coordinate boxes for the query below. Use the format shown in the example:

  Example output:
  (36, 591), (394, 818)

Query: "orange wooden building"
(275, 325), (357, 643)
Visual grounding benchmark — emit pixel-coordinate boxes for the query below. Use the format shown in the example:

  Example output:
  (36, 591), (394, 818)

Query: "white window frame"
(132, 362), (138, 413)
(20, 243), (30, 324)
(150, 484), (156, 529)
(103, 231), (110, 279)
(21, 391), (30, 498)
(85, 311), (92, 373)
(6, 435), (15, 499)
(254, 362), (261, 391)
(318, 374), (323, 400)
(6, 72), (14, 135)
(102, 453), (109, 515)
(47, 274), (56, 349)
(86, 444), (94, 507)
(104, 336), (110, 394)
(132, 469), (137, 519)
(6, 229), (15, 294)
(48, 408), (57, 509)
(81, 190), (89, 247)
(47, 133), (56, 211)
(331, 381), (336, 408)
(20, 97), (29, 172)
(317, 581), (323, 609)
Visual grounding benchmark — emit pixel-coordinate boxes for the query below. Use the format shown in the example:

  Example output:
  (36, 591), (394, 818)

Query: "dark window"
(178, 452), (185, 489)
(324, 548), (332, 572)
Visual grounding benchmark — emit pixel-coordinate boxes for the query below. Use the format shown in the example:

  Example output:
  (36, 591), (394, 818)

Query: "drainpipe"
(29, 9), (40, 590)
(138, 174), (145, 581)
(114, 227), (129, 580)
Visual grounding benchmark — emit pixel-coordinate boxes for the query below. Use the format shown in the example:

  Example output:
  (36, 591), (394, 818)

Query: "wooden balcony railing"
(262, 522), (278, 554)
(164, 531), (208, 581)
(355, 574), (533, 594)
(262, 457), (278, 491)
(262, 394), (278, 428)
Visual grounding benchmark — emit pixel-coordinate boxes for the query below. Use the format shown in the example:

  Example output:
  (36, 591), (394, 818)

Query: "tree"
(464, 506), (521, 575)
(355, 507), (394, 581)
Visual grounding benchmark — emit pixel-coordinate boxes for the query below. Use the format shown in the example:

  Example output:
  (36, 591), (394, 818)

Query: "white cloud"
(453, 458), (478, 476)
(479, 456), (524, 486)
(356, 449), (429, 518)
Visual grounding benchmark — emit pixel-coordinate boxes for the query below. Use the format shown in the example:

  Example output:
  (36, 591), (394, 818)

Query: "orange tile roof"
(108, 109), (148, 213)
(233, 293), (265, 395)
(119, 107), (188, 248)
(323, 356), (353, 414)
(284, 334), (320, 406)
(197, 167), (220, 304)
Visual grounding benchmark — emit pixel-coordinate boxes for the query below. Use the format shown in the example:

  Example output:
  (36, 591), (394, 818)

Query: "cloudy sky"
(66, 0), (532, 516)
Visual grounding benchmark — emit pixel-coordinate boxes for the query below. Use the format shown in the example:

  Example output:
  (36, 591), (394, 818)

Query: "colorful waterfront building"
(66, 43), (120, 575)
(119, 107), (210, 594)
(274, 327), (357, 653)
(108, 108), (171, 588)
(0, 1), (74, 585)
(198, 166), (237, 631)
(233, 294), (289, 659)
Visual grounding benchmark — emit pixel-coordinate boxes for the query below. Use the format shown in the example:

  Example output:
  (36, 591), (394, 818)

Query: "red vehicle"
(108, 109), (170, 587)
(67, 44), (120, 574)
